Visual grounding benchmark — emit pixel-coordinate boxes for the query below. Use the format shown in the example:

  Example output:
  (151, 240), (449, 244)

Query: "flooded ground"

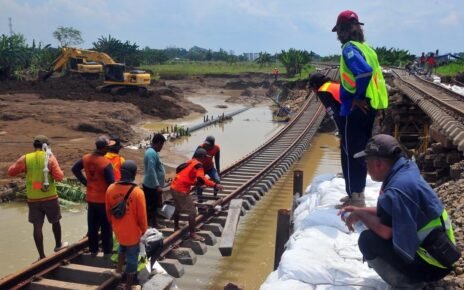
(0, 95), (284, 278)
(175, 133), (341, 289)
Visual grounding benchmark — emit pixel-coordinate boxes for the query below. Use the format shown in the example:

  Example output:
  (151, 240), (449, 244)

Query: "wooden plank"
(219, 199), (243, 256)
(30, 278), (97, 290)
(274, 209), (291, 270)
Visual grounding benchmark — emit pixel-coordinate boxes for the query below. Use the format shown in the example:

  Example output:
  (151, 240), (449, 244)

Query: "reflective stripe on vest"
(339, 41), (388, 110)
(25, 151), (57, 200)
(318, 81), (341, 104)
(417, 210), (456, 269)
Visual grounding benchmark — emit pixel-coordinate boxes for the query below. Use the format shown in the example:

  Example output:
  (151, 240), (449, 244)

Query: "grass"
(142, 61), (286, 78)
(436, 62), (464, 76)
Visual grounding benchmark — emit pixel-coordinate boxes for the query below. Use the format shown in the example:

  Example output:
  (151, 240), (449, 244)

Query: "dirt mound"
(0, 77), (205, 119)
(224, 80), (271, 90)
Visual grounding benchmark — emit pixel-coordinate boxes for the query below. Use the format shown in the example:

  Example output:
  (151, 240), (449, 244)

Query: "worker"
(340, 134), (458, 287)
(308, 72), (342, 130)
(426, 53), (437, 79)
(142, 133), (166, 228)
(106, 160), (147, 290)
(331, 10), (389, 208)
(171, 148), (223, 241)
(8, 135), (68, 260)
(195, 136), (221, 203)
(105, 136), (125, 181)
(273, 67), (279, 81)
(72, 135), (115, 257)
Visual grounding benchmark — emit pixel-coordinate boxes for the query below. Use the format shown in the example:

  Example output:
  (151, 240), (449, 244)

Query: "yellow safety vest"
(339, 41), (388, 110)
(417, 210), (456, 268)
(25, 151), (57, 200)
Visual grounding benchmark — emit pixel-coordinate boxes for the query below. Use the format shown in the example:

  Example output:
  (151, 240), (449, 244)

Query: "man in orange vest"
(72, 135), (115, 257)
(170, 148), (223, 241)
(195, 136), (221, 203)
(273, 67), (279, 81)
(105, 136), (125, 181)
(8, 135), (67, 260)
(309, 72), (342, 130)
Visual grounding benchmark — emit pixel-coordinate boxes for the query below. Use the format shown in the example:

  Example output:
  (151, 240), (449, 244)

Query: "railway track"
(392, 69), (464, 153)
(0, 69), (338, 289)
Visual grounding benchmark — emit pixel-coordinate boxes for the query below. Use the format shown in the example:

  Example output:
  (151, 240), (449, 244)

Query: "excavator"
(41, 47), (151, 95)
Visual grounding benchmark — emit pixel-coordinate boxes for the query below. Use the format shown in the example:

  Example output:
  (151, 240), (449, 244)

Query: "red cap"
(332, 10), (364, 32)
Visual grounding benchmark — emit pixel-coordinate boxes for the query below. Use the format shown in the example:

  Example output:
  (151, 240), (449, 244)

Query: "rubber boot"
(367, 258), (425, 289)
(339, 195), (350, 203)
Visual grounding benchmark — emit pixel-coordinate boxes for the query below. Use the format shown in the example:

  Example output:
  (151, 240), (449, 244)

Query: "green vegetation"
(375, 47), (415, 67)
(436, 61), (464, 76)
(56, 180), (85, 202)
(142, 61), (286, 77)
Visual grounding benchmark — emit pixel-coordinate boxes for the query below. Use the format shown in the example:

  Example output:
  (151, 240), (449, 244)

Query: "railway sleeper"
(142, 273), (175, 290)
(165, 247), (197, 265)
(196, 231), (217, 246)
(241, 199), (252, 211)
(30, 277), (99, 290)
(43, 263), (114, 286)
(158, 259), (184, 278)
(180, 239), (208, 255)
(210, 216), (227, 227)
(201, 223), (223, 237)
(242, 194), (257, 205)
(247, 190), (262, 200)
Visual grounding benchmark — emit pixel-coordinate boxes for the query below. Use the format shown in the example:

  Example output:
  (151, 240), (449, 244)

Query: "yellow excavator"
(41, 47), (151, 95)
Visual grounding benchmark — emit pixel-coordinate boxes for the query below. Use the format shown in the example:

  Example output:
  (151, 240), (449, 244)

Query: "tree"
(278, 49), (312, 77)
(53, 26), (83, 47)
(255, 52), (272, 67)
(92, 35), (141, 66)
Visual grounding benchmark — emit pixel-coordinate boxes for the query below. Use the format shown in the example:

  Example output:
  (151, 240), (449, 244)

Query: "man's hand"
(343, 211), (360, 232)
(351, 99), (370, 114)
(214, 184), (224, 192)
(155, 187), (163, 194)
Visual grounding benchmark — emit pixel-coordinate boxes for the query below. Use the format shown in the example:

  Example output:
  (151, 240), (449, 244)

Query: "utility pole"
(8, 17), (14, 35)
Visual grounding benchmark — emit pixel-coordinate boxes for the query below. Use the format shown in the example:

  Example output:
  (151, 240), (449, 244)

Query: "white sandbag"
(317, 178), (346, 207)
(261, 271), (315, 290)
(295, 208), (349, 233)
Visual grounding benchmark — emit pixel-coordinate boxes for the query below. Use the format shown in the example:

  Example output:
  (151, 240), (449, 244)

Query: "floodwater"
(175, 133), (341, 290)
(0, 94), (285, 279)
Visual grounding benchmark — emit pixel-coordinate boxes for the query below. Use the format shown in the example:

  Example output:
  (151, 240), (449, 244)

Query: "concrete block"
(142, 273), (175, 290)
(158, 259), (184, 278)
(180, 240), (208, 255)
(165, 247), (197, 265)
(196, 231), (217, 246)
(201, 223), (223, 237)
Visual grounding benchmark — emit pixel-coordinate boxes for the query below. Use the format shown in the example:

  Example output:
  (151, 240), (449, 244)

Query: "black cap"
(95, 135), (116, 149)
(204, 135), (215, 146)
(109, 136), (122, 149)
(354, 134), (403, 159)
(308, 72), (329, 89)
(193, 148), (208, 158)
(120, 160), (137, 183)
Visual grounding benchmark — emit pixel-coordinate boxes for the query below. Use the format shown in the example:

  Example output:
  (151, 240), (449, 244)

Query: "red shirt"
(199, 144), (220, 171)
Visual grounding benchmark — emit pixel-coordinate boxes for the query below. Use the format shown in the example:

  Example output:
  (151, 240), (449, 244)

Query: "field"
(142, 61), (314, 80)
(436, 61), (464, 76)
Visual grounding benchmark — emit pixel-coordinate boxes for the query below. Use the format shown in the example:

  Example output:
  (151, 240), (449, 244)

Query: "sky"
(1, 0), (463, 56)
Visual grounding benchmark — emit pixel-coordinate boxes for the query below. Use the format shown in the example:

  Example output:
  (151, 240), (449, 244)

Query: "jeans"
(87, 202), (112, 254)
(196, 168), (220, 198)
(119, 244), (140, 273)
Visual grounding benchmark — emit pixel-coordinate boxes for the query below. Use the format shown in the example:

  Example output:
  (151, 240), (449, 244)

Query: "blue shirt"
(340, 43), (373, 116)
(378, 157), (444, 262)
(142, 147), (165, 189)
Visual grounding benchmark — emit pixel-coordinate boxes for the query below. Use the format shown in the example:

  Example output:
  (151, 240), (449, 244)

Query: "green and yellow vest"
(25, 151), (57, 201)
(339, 41), (388, 110)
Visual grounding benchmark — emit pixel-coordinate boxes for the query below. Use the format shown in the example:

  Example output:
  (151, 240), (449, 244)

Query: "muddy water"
(0, 95), (285, 278)
(175, 133), (341, 290)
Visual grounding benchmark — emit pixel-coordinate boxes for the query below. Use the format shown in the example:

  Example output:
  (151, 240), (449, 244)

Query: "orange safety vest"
(171, 159), (216, 194)
(199, 144), (220, 171)
(105, 153), (125, 181)
(83, 153), (112, 203)
(318, 81), (341, 104)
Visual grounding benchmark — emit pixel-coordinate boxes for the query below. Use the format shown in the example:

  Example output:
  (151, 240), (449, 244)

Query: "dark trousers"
(87, 202), (112, 254)
(339, 106), (376, 196)
(359, 230), (451, 283)
(143, 185), (162, 226)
